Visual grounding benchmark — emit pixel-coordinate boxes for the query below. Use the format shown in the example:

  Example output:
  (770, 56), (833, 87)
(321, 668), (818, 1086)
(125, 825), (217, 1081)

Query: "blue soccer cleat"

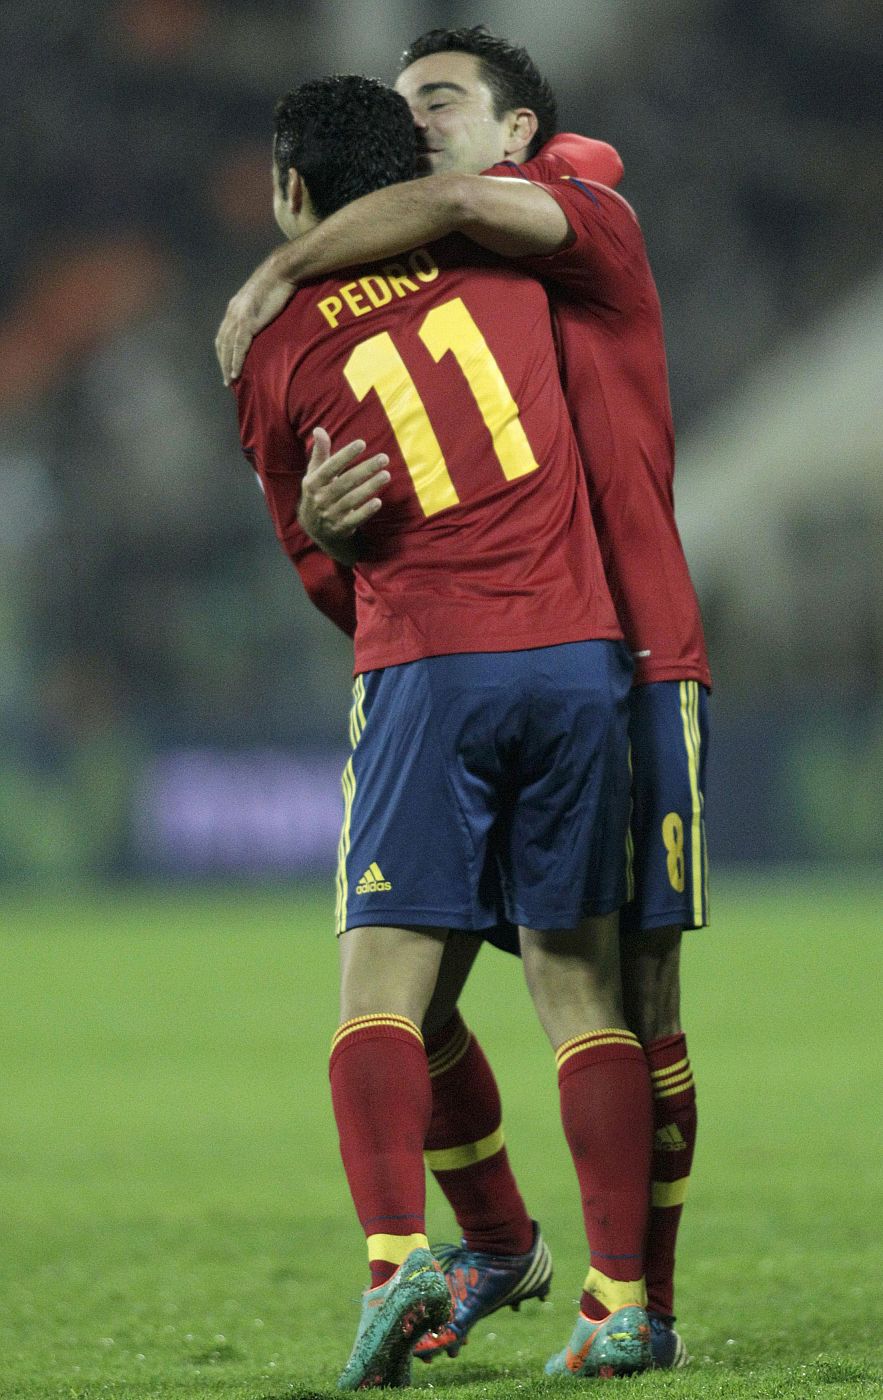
(544, 1305), (651, 1378)
(649, 1312), (690, 1368)
(413, 1221), (552, 1362)
(336, 1247), (452, 1390)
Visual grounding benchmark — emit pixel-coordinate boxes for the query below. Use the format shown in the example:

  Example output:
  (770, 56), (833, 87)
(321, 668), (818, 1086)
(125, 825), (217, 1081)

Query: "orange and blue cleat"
(413, 1221), (552, 1362)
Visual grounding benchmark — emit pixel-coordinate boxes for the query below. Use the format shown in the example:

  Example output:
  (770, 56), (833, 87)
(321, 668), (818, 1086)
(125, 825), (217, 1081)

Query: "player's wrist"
(309, 528), (360, 567)
(252, 242), (298, 296)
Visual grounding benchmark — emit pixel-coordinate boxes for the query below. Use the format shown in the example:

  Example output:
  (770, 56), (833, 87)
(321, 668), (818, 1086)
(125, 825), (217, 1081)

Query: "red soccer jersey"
(235, 237), (621, 673)
(491, 139), (711, 689)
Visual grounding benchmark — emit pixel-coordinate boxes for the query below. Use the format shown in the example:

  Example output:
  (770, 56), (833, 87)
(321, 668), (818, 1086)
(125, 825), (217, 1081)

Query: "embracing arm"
(287, 172), (570, 268)
(290, 531), (357, 638)
(215, 132), (627, 381)
(215, 174), (571, 382)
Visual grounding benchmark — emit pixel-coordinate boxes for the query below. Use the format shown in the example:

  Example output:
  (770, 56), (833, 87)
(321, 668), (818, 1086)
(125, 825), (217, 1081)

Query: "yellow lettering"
(382, 262), (420, 297)
(339, 281), (372, 317)
(317, 295), (343, 328)
(318, 252), (439, 328)
(409, 248), (439, 283)
(359, 275), (393, 309)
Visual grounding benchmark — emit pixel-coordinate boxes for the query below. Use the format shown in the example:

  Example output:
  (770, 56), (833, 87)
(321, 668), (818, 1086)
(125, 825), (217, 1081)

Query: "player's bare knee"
(338, 924), (447, 1025)
(519, 917), (625, 1046)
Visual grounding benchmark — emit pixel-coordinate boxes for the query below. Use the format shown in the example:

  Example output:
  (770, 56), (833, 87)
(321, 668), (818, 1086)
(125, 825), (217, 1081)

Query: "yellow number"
(419, 298), (540, 482)
(343, 331), (460, 517)
(662, 812), (685, 893)
(342, 298), (539, 517)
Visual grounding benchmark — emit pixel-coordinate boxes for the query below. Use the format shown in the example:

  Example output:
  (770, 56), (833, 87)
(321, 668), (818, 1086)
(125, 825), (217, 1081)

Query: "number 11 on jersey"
(343, 296), (540, 517)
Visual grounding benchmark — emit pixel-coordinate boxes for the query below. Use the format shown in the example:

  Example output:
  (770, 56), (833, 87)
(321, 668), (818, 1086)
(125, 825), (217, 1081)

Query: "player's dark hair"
(399, 25), (557, 158)
(274, 75), (419, 219)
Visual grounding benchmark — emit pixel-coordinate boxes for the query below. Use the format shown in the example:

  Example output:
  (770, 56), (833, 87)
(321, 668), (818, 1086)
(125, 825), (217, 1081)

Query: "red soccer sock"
(424, 1012), (533, 1256)
(329, 1014), (431, 1289)
(644, 1032), (697, 1317)
(555, 1029), (653, 1321)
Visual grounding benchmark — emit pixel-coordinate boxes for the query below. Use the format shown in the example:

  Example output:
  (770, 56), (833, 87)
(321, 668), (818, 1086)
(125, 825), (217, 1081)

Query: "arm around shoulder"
(453, 175), (574, 258)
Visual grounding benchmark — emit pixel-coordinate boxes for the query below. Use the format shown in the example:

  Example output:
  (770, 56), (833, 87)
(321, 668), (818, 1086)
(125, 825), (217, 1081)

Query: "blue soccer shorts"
(619, 679), (711, 935)
(335, 640), (633, 936)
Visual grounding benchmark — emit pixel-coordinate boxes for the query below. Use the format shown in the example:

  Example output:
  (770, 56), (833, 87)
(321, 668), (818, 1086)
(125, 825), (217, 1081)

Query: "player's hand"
(215, 247), (297, 385)
(299, 428), (390, 551)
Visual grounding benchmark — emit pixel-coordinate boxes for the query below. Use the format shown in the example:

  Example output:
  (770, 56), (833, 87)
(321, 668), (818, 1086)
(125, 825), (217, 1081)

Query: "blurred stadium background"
(1, 0), (881, 885)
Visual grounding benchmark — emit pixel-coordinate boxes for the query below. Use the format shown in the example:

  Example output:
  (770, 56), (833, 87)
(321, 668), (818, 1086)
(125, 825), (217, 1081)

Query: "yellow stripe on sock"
(582, 1266), (647, 1312)
(653, 1063), (692, 1088)
(556, 1027), (641, 1058)
(330, 1014), (424, 1055)
(366, 1232), (429, 1266)
(555, 1029), (641, 1071)
(424, 1125), (505, 1173)
(427, 1022), (471, 1078)
(653, 1069), (694, 1099)
(651, 1055), (689, 1083)
(652, 1177), (690, 1208)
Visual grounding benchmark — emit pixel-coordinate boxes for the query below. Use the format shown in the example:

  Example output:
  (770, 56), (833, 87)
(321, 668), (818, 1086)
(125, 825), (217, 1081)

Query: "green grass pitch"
(1, 872), (881, 1399)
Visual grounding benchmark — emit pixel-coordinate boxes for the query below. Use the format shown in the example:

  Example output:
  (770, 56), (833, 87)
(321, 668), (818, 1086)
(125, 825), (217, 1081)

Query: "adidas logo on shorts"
(355, 862), (392, 894)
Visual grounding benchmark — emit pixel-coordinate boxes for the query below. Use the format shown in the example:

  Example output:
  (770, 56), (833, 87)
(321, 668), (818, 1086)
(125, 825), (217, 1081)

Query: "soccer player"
(234, 73), (656, 1386)
(217, 27), (711, 1374)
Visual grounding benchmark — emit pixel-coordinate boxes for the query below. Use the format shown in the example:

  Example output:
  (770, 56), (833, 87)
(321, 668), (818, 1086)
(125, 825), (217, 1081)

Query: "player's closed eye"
(428, 102), (451, 111)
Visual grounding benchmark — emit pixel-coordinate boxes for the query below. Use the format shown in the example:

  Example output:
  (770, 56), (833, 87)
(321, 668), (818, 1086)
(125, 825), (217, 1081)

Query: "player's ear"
(288, 167), (304, 215)
(504, 108), (539, 158)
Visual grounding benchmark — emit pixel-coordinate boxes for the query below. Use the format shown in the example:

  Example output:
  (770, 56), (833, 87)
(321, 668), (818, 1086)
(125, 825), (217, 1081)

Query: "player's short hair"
(399, 25), (558, 159)
(274, 75), (419, 219)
